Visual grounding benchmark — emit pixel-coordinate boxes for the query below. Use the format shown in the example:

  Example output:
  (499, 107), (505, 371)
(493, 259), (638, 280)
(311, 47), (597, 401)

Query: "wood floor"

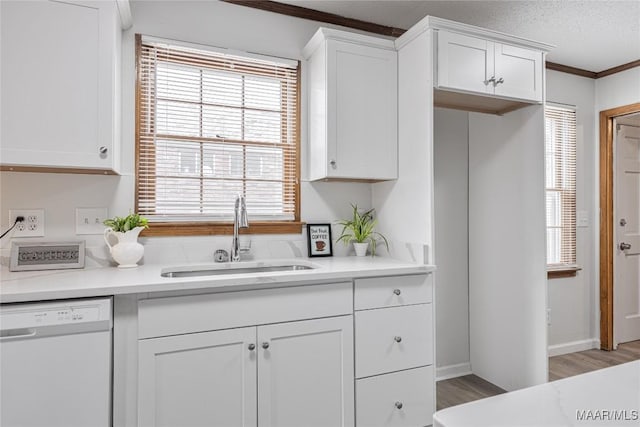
(436, 340), (640, 411)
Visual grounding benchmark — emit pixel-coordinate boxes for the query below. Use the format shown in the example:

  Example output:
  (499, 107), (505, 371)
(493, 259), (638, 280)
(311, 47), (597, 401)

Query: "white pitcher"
(104, 226), (145, 268)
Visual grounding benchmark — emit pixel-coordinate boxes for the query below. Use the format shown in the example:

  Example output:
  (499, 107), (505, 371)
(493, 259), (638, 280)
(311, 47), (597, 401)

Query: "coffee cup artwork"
(306, 224), (333, 257)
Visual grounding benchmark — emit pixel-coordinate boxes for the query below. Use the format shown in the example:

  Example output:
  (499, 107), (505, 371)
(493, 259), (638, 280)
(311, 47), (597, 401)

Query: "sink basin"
(161, 261), (316, 278)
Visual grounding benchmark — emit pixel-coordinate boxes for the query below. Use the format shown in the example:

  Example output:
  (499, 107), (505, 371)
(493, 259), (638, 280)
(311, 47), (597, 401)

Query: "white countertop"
(0, 257), (433, 303)
(433, 360), (640, 427)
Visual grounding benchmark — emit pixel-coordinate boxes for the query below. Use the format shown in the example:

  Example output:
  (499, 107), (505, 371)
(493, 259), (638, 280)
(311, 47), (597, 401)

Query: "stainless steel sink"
(161, 262), (316, 278)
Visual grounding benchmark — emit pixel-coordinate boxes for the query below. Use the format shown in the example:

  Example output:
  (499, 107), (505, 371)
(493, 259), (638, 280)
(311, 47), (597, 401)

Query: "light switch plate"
(577, 210), (589, 228)
(76, 207), (108, 235)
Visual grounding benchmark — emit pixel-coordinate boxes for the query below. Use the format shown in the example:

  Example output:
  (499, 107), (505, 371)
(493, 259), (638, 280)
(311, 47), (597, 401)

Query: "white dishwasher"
(0, 297), (112, 427)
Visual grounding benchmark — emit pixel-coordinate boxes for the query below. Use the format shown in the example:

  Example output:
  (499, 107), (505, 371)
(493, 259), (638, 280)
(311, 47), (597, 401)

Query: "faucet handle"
(214, 249), (229, 263)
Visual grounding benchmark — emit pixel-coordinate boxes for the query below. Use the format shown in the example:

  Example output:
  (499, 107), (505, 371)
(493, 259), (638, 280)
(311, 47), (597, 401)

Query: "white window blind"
(545, 105), (577, 267)
(136, 36), (300, 223)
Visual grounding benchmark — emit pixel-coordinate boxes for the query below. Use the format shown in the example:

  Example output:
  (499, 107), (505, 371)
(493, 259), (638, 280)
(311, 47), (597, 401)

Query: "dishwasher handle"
(0, 328), (37, 341)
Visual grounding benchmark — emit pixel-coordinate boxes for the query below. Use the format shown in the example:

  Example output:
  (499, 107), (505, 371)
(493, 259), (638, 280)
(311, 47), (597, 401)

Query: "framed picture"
(306, 224), (333, 257)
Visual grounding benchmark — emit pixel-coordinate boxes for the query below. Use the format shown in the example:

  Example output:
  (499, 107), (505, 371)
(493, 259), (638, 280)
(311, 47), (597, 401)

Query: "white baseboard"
(548, 338), (600, 357)
(436, 362), (472, 381)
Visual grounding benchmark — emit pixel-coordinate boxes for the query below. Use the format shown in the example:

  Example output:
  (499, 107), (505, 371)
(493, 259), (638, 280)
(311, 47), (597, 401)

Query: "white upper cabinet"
(436, 29), (545, 104)
(304, 28), (398, 182)
(0, 0), (124, 174)
(426, 17), (551, 112)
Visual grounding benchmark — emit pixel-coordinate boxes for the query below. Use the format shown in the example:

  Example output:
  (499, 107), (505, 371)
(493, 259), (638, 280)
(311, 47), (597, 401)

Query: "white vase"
(104, 226), (145, 268)
(353, 242), (369, 257)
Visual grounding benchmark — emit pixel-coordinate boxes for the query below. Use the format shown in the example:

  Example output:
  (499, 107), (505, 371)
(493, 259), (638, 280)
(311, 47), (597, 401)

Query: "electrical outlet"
(76, 207), (108, 235)
(9, 209), (45, 237)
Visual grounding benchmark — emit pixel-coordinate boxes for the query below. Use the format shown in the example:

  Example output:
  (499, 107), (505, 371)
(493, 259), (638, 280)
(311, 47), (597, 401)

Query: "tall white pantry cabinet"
(374, 15), (554, 398)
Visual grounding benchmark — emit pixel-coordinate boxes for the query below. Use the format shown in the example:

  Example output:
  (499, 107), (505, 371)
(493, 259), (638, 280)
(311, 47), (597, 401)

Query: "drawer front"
(356, 366), (434, 427)
(138, 282), (352, 339)
(354, 274), (432, 310)
(355, 304), (433, 378)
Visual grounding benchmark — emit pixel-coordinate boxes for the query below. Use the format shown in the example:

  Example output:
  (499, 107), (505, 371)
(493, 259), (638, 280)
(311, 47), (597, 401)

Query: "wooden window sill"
(140, 221), (305, 237)
(547, 266), (582, 279)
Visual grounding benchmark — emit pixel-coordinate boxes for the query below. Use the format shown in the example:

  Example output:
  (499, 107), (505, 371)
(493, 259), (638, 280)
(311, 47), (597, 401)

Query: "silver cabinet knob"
(484, 76), (496, 86)
(262, 342), (270, 349)
(493, 77), (505, 86)
(620, 242), (632, 251)
(99, 146), (108, 155)
(248, 343), (256, 351)
(329, 159), (337, 169)
(394, 336), (402, 343)
(620, 218), (627, 226)
(395, 401), (403, 410)
(393, 289), (401, 296)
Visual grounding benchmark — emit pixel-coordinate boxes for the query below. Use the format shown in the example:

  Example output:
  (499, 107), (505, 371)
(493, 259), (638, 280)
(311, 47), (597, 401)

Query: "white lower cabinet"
(356, 366), (434, 427)
(132, 276), (433, 427)
(138, 309), (354, 427)
(258, 316), (354, 427)
(138, 327), (257, 427)
(354, 274), (435, 427)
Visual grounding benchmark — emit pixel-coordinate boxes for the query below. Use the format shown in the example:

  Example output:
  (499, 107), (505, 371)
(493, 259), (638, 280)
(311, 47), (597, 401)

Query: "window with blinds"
(545, 105), (577, 268)
(135, 35), (300, 234)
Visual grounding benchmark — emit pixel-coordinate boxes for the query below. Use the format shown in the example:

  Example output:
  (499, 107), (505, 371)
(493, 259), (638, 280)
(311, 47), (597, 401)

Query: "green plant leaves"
(103, 213), (149, 232)
(336, 204), (389, 256)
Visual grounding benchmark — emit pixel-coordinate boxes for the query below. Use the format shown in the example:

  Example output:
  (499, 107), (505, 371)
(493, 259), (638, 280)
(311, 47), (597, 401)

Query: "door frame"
(599, 102), (640, 350)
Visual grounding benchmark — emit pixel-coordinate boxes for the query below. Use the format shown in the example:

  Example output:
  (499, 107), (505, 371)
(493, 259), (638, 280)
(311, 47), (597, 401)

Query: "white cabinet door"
(493, 43), (543, 102)
(138, 327), (257, 427)
(258, 316), (355, 427)
(305, 29), (397, 182)
(356, 366), (434, 427)
(327, 40), (398, 181)
(437, 31), (493, 95)
(0, 0), (120, 172)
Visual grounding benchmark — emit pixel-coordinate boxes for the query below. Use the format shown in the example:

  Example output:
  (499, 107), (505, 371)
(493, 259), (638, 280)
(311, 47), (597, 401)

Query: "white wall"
(433, 108), (471, 378)
(595, 68), (640, 112)
(545, 70), (599, 355)
(0, 1), (374, 262)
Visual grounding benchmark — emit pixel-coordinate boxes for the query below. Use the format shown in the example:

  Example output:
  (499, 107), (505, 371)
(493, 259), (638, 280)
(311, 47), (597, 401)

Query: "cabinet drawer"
(356, 366), (434, 427)
(138, 282), (352, 339)
(355, 304), (433, 378)
(355, 274), (432, 310)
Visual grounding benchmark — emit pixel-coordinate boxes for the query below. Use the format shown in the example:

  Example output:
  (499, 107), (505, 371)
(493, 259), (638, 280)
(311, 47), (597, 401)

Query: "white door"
(257, 316), (354, 427)
(138, 327), (257, 427)
(614, 123), (640, 346)
(437, 31), (494, 95)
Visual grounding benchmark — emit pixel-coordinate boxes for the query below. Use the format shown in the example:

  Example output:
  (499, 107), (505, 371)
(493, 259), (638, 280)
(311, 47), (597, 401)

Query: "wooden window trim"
(547, 266), (581, 279)
(134, 35), (302, 236)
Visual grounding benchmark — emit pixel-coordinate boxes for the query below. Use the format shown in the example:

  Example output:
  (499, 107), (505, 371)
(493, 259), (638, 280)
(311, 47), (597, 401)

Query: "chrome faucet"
(231, 195), (249, 262)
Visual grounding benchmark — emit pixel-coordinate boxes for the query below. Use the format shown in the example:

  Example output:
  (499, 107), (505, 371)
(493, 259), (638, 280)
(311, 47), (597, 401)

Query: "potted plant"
(103, 213), (149, 268)
(336, 204), (389, 257)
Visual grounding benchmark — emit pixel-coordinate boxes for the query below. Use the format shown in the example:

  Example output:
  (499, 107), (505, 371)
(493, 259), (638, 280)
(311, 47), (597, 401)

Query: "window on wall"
(545, 104), (577, 272)
(135, 35), (301, 235)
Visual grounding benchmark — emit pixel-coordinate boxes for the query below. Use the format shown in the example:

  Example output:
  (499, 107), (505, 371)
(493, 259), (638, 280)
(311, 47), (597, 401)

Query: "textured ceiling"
(278, 0), (640, 72)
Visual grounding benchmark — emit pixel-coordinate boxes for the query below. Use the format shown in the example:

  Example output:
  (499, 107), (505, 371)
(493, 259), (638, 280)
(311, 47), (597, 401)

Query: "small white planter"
(353, 242), (369, 257)
(104, 226), (145, 268)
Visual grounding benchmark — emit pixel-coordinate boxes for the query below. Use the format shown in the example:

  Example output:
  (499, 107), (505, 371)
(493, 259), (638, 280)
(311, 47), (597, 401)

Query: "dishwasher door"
(0, 297), (112, 427)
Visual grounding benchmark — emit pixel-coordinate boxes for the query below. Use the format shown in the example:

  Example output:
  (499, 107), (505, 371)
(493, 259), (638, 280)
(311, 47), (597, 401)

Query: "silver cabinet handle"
(262, 342), (270, 349)
(395, 401), (403, 410)
(394, 336), (402, 343)
(620, 242), (632, 251)
(493, 77), (505, 86)
(329, 159), (337, 169)
(99, 146), (108, 155)
(393, 289), (401, 296)
(248, 343), (256, 351)
(484, 76), (496, 85)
